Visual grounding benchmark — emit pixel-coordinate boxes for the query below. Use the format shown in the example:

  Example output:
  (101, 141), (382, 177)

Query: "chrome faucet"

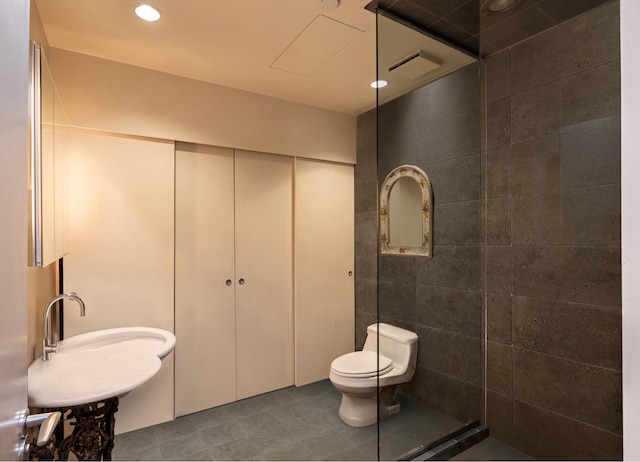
(42, 293), (86, 361)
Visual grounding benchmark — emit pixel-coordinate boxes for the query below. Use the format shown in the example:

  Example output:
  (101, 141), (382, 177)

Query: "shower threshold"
(398, 420), (489, 460)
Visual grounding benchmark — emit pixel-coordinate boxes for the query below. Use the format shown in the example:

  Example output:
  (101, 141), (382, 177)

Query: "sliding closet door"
(235, 149), (294, 399)
(175, 143), (236, 416)
(295, 159), (355, 385)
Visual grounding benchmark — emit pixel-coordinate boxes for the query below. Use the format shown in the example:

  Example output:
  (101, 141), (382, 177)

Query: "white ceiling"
(34, 0), (475, 116)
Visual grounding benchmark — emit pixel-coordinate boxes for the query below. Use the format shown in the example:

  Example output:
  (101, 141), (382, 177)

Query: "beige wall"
(49, 48), (356, 164)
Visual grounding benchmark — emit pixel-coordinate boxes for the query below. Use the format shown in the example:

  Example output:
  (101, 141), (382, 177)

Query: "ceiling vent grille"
(388, 50), (442, 79)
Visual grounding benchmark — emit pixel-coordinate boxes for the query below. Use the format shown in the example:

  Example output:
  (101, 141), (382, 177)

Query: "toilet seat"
(330, 350), (394, 378)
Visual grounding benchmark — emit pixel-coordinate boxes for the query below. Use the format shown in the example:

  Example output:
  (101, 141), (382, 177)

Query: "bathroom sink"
(29, 350), (162, 408)
(28, 327), (175, 408)
(56, 326), (176, 359)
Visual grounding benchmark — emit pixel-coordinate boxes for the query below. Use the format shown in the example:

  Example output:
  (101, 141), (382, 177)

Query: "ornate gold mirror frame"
(380, 165), (433, 257)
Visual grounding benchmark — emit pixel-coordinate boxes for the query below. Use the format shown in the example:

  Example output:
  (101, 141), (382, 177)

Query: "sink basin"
(56, 327), (176, 359)
(29, 350), (161, 408)
(28, 327), (175, 408)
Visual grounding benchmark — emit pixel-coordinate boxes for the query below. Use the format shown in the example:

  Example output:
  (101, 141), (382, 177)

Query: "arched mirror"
(380, 165), (433, 257)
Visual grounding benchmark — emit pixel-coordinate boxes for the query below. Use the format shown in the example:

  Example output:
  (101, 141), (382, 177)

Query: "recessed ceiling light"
(321, 0), (339, 9)
(135, 4), (161, 22)
(485, 0), (518, 13)
(370, 80), (388, 89)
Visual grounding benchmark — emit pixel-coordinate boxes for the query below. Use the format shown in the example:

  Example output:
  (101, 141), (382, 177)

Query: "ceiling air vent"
(388, 50), (442, 79)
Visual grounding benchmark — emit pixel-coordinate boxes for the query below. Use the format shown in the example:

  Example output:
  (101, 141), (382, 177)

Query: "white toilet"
(329, 323), (419, 427)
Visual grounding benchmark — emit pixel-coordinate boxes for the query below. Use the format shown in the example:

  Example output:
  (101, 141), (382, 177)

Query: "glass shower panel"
(373, 3), (485, 459)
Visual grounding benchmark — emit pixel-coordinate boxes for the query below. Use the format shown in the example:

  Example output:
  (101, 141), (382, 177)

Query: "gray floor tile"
(261, 442), (315, 461)
(113, 426), (158, 454)
(199, 420), (246, 448)
(280, 412), (335, 439)
(224, 396), (266, 419)
(302, 428), (354, 459)
(189, 405), (235, 429)
(112, 445), (162, 461)
(110, 380), (534, 461)
(152, 415), (197, 441)
(323, 445), (375, 461)
(158, 432), (208, 460)
(235, 409), (279, 435)
(250, 423), (299, 454)
(208, 437), (260, 461)
(255, 387), (298, 409)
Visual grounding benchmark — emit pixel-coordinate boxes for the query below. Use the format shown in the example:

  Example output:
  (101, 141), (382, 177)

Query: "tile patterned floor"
(112, 380), (533, 461)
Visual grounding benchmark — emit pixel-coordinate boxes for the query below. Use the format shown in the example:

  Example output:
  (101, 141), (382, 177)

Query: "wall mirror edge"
(379, 164), (433, 258)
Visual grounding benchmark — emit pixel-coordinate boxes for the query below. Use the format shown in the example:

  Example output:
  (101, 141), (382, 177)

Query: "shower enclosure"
(361, 0), (622, 460)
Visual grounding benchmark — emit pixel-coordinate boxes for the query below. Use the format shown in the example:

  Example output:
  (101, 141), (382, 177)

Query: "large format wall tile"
(433, 200), (482, 245)
(379, 127), (417, 177)
(417, 245), (482, 290)
(513, 400), (622, 460)
(510, 136), (561, 195)
(426, 154), (481, 203)
(511, 61), (620, 144)
(412, 366), (484, 424)
(562, 245), (621, 306)
(416, 109), (481, 164)
(355, 211), (377, 246)
(486, 391), (514, 446)
(355, 277), (377, 315)
(484, 50), (510, 104)
(486, 197), (510, 245)
(355, 173), (377, 213)
(378, 280), (417, 323)
(486, 97), (511, 150)
(355, 310), (377, 349)
(486, 146), (511, 198)
(415, 63), (480, 126)
(561, 118), (620, 189)
(378, 90), (416, 136)
(562, 184), (621, 245)
(487, 342), (513, 396)
(512, 245), (562, 299)
(486, 245), (512, 294)
(417, 326), (483, 387)
(355, 243), (377, 280)
(487, 293), (512, 345)
(356, 108), (375, 148)
(379, 255), (417, 283)
(513, 348), (622, 434)
(510, 0), (619, 95)
(512, 296), (621, 369)
(415, 285), (483, 338)
(511, 192), (562, 245)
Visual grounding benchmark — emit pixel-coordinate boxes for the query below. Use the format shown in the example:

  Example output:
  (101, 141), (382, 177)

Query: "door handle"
(238, 278), (245, 285)
(225, 279), (232, 286)
(18, 408), (62, 459)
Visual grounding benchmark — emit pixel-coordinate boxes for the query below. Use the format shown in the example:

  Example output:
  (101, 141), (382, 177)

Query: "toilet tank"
(362, 323), (418, 373)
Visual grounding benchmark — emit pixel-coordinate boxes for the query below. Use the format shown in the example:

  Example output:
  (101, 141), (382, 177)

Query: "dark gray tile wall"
(483, 1), (622, 459)
(355, 1), (621, 460)
(355, 62), (485, 426)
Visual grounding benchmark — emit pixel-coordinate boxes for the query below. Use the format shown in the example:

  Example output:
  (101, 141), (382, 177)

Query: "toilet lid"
(331, 351), (394, 378)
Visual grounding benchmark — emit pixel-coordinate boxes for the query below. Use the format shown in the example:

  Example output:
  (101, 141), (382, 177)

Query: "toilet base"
(337, 386), (401, 427)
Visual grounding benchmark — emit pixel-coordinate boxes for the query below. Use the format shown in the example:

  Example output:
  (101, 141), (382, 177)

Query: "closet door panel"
(295, 159), (355, 385)
(175, 144), (236, 416)
(235, 150), (294, 399)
